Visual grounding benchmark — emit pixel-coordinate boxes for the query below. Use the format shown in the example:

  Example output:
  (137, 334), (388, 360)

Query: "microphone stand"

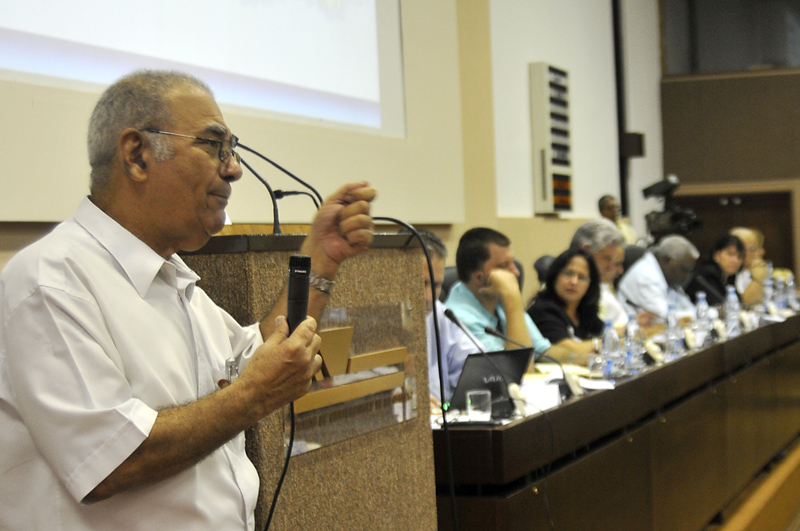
(239, 156), (281, 235)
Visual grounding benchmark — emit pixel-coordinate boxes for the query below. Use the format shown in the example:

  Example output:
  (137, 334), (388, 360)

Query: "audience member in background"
(686, 234), (745, 306)
(617, 235), (699, 319)
(598, 194), (638, 245)
(527, 249), (604, 365)
(730, 227), (767, 305)
(570, 218), (629, 326)
(445, 228), (555, 363)
(407, 229), (483, 406)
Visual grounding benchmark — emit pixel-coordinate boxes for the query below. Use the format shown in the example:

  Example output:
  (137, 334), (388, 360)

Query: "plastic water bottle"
(763, 261), (775, 310)
(693, 291), (712, 349)
(600, 320), (621, 379)
(763, 277), (774, 308)
(775, 278), (787, 310)
(787, 274), (799, 311)
(664, 305), (684, 362)
(623, 311), (645, 371)
(725, 285), (741, 339)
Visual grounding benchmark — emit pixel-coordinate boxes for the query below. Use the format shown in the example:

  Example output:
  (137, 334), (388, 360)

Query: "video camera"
(643, 175), (701, 238)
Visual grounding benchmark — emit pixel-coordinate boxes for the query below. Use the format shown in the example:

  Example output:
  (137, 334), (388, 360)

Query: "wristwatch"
(309, 272), (335, 295)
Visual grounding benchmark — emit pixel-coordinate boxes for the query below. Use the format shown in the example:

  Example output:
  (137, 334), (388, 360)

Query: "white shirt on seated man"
(617, 235), (699, 320)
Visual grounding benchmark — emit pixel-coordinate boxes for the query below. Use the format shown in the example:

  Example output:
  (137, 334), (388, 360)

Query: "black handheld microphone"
(286, 255), (330, 379)
(266, 254), (311, 531)
(286, 255), (310, 334)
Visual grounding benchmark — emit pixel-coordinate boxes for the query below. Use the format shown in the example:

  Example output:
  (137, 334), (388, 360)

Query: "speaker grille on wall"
(530, 63), (572, 214)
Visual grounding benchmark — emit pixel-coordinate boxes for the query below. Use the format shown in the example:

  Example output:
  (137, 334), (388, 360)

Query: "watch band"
(309, 272), (335, 295)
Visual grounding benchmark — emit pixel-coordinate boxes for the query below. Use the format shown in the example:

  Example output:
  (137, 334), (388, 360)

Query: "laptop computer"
(448, 347), (533, 419)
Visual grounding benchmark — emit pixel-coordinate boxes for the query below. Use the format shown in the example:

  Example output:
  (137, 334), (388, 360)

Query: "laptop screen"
(447, 347), (533, 418)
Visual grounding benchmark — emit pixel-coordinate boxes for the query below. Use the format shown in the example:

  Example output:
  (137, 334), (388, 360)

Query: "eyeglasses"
(559, 270), (590, 283)
(138, 129), (240, 164)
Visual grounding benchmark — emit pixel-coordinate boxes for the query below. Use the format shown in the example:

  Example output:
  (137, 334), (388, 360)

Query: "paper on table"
(579, 377), (616, 390)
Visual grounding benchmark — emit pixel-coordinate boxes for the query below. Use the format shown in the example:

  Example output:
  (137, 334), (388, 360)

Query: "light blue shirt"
(426, 300), (483, 402)
(444, 281), (551, 355)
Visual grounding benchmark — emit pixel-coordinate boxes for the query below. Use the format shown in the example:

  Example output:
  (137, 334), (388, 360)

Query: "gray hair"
(87, 70), (212, 192)
(653, 235), (699, 261)
(570, 218), (624, 254)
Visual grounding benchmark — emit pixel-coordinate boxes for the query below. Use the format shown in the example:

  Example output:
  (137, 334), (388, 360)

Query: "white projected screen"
(0, 0), (384, 127)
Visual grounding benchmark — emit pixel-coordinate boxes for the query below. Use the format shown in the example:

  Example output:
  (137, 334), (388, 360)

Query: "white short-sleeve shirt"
(0, 198), (263, 530)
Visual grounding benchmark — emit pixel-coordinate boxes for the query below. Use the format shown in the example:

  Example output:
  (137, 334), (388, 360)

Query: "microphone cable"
(481, 327), (562, 530)
(378, 216), (459, 531)
(274, 189), (320, 210)
(237, 142), (324, 206)
(263, 402), (295, 531)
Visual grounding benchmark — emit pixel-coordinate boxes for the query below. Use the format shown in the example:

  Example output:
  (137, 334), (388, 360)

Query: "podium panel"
(183, 233), (436, 530)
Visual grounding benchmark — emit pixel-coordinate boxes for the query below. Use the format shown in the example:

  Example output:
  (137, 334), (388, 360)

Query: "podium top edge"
(182, 233), (422, 255)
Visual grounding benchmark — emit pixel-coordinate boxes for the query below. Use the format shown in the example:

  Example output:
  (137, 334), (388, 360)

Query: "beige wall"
(445, 0), (585, 305)
(0, 1), (608, 306)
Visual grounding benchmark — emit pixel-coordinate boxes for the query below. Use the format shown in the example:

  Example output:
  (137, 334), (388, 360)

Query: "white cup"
(466, 389), (492, 421)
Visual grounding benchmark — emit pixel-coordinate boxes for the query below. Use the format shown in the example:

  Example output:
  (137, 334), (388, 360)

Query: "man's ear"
(119, 128), (150, 182)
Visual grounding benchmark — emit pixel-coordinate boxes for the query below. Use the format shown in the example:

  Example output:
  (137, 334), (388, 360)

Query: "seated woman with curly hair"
(527, 248), (604, 365)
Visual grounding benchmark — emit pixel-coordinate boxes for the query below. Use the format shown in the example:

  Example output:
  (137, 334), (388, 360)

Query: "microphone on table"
(483, 326), (579, 399)
(440, 309), (516, 418)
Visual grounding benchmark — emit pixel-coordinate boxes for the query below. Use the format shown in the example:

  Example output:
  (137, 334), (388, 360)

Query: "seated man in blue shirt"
(411, 229), (484, 406)
(445, 228), (559, 364)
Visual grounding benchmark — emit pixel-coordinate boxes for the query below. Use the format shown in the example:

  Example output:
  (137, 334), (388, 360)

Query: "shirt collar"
(73, 197), (199, 298)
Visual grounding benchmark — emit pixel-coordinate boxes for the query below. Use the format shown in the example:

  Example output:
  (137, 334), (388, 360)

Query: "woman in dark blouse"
(686, 234), (745, 306)
(527, 248), (603, 365)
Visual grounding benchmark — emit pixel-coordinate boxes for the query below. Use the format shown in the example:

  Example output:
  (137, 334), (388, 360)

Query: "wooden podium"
(182, 233), (436, 530)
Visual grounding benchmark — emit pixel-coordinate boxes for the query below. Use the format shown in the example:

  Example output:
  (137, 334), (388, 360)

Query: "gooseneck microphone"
(286, 255), (310, 334)
(484, 327), (576, 399)
(275, 189), (320, 210)
(239, 155), (281, 234)
(444, 308), (485, 354)
(237, 142), (324, 205)
(484, 326), (530, 350)
(440, 310), (517, 419)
